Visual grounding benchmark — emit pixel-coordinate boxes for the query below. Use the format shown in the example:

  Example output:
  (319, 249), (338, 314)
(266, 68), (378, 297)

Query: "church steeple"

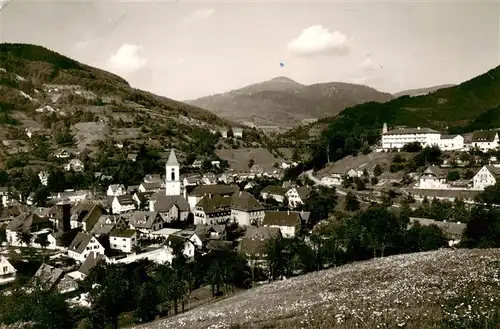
(165, 149), (181, 196)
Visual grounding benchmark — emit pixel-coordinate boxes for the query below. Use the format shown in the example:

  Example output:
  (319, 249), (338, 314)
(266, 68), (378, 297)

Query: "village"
(1, 122), (500, 325)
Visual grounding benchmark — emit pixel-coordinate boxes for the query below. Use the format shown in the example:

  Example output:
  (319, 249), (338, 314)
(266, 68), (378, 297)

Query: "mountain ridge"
(186, 76), (393, 128)
(393, 84), (456, 97)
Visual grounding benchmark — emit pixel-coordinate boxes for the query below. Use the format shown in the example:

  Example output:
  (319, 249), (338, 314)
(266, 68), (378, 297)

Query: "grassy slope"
(187, 77), (393, 127)
(393, 84), (456, 98)
(135, 249), (500, 329)
(285, 66), (500, 141)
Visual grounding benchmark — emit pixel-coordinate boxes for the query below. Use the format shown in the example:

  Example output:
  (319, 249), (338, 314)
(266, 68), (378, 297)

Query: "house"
(262, 211), (301, 238)
(200, 174), (218, 185)
(64, 159), (84, 172)
(111, 195), (136, 214)
(5, 213), (52, 246)
(165, 234), (196, 260)
(109, 229), (137, 253)
(89, 216), (116, 237)
(0, 187), (9, 207)
(129, 211), (164, 234)
(238, 226), (281, 262)
(211, 160), (221, 168)
(418, 165), (448, 189)
(205, 224), (227, 240)
(409, 217), (465, 246)
(473, 165), (500, 190)
(30, 229), (58, 249)
(194, 195), (232, 225)
(320, 174), (343, 186)
(187, 184), (239, 211)
(381, 125), (441, 150)
(438, 135), (465, 151)
(260, 186), (287, 203)
(233, 128), (243, 138)
(54, 148), (71, 159)
(230, 191), (266, 226)
(70, 251), (108, 281)
(183, 176), (200, 187)
(29, 263), (78, 294)
(57, 190), (92, 203)
(68, 232), (105, 263)
(138, 181), (163, 193)
(0, 256), (16, 285)
(250, 164), (265, 176)
(469, 130), (499, 152)
(149, 193), (191, 223)
(127, 153), (138, 162)
(191, 159), (203, 168)
(38, 171), (49, 186)
(80, 204), (106, 232)
(286, 186), (312, 208)
(106, 184), (126, 197)
(143, 174), (163, 184)
(127, 185), (140, 194)
(171, 230), (203, 249)
(69, 202), (94, 229)
(217, 172), (234, 184)
(132, 191), (155, 209)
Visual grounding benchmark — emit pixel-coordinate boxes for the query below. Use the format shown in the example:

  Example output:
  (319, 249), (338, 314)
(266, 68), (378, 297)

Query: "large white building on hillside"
(379, 124), (464, 152)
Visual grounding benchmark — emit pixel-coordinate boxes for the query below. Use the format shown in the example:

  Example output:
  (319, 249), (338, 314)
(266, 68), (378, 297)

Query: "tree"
(18, 231), (32, 247)
(447, 170), (460, 181)
(344, 192), (360, 212)
(136, 281), (159, 323)
(303, 186), (338, 225)
(370, 176), (379, 185)
(462, 205), (500, 248)
(33, 186), (50, 207)
(34, 233), (50, 249)
(85, 263), (130, 329)
(373, 165), (382, 177)
(248, 158), (255, 169)
(206, 257), (227, 297)
(0, 227), (6, 245)
(406, 223), (448, 252)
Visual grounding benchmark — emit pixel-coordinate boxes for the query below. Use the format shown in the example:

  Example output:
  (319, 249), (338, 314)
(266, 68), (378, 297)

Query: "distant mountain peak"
(269, 76), (297, 83)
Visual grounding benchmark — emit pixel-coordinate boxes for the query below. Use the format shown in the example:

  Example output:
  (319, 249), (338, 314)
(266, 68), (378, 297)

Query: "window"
(171, 171), (176, 181)
(2, 266), (7, 273)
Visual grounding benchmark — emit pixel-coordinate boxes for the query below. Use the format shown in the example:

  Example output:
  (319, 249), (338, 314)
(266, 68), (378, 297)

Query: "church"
(148, 149), (192, 223)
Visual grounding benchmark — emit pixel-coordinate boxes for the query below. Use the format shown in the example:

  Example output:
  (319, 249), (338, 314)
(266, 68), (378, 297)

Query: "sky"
(0, 0), (499, 101)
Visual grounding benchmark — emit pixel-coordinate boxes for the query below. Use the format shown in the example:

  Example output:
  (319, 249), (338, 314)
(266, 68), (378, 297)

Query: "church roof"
(166, 149), (179, 166)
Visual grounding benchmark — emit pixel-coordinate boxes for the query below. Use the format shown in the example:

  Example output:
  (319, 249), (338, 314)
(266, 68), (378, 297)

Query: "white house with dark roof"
(194, 195), (232, 225)
(262, 211), (302, 238)
(69, 251), (109, 281)
(230, 191), (266, 226)
(381, 124), (441, 150)
(188, 184), (239, 211)
(469, 130), (499, 152)
(129, 211), (164, 234)
(0, 255), (16, 285)
(30, 263), (79, 294)
(473, 165), (500, 190)
(138, 181), (163, 193)
(106, 184), (126, 197)
(286, 186), (312, 208)
(68, 232), (105, 263)
(109, 229), (137, 253)
(111, 195), (136, 214)
(418, 165), (448, 189)
(165, 235), (196, 260)
(438, 134), (464, 151)
(260, 186), (287, 203)
(148, 192), (190, 223)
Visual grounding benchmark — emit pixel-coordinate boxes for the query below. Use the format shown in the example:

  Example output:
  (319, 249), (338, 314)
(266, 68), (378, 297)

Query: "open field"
(135, 249), (500, 329)
(216, 148), (294, 172)
(71, 122), (109, 150)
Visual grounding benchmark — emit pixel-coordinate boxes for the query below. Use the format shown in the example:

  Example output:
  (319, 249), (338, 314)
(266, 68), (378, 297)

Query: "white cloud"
(360, 55), (377, 71)
(287, 25), (350, 57)
(107, 44), (147, 75)
(182, 8), (215, 26)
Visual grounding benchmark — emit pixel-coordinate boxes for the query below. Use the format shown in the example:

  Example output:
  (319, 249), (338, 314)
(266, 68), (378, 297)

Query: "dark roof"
(196, 195), (231, 214)
(421, 165), (445, 179)
(81, 204), (106, 231)
(165, 234), (189, 249)
(140, 181), (162, 190)
(294, 186), (312, 200)
(134, 191), (155, 204)
(206, 240), (232, 252)
(230, 191), (264, 212)
(130, 211), (161, 229)
(89, 217), (115, 236)
(383, 127), (439, 135)
(6, 212), (49, 232)
(261, 186), (287, 196)
(30, 263), (78, 293)
(151, 193), (190, 212)
(79, 251), (106, 276)
(68, 232), (93, 254)
(263, 211), (301, 227)
(115, 195), (135, 205)
(0, 205), (28, 218)
(190, 184), (239, 197)
(110, 228), (136, 238)
(471, 130), (498, 142)
(239, 226), (280, 255)
(485, 165), (500, 178)
(441, 134), (461, 139)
